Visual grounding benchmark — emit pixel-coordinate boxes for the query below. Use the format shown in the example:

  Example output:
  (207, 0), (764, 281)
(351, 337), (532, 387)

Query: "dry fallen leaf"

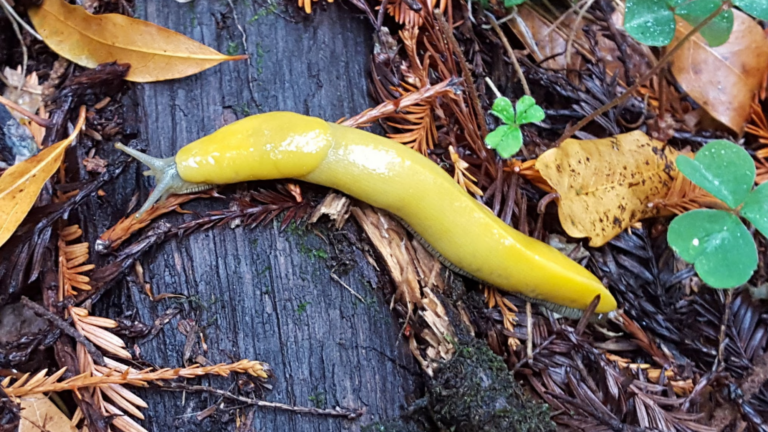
(0, 106), (86, 248)
(507, 5), (584, 71)
(28, 0), (247, 83)
(18, 395), (71, 432)
(536, 131), (679, 247)
(508, 4), (629, 77)
(671, 9), (768, 134)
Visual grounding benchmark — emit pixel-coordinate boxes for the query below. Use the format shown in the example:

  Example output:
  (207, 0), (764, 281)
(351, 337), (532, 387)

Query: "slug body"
(124, 112), (617, 314)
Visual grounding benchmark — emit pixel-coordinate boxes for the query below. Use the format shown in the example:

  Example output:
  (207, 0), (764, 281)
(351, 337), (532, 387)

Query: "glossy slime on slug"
(118, 112), (618, 315)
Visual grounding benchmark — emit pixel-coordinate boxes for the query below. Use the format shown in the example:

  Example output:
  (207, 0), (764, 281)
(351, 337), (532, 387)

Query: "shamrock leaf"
(675, 140), (755, 209)
(490, 97), (516, 125)
(625, 0), (676, 46)
(673, 0), (734, 47)
(741, 182), (768, 238)
(667, 209), (757, 288)
(485, 125), (523, 159)
(515, 95), (545, 124)
(734, 0), (768, 20)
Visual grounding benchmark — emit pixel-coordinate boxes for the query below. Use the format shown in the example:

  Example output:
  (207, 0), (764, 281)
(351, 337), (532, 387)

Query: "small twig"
(21, 296), (106, 366)
(377, 0), (388, 29)
(486, 12), (530, 96)
(330, 273), (366, 303)
(526, 302), (533, 360)
(494, 6), (520, 26)
(0, 94), (51, 127)
(340, 78), (462, 128)
(436, 11), (489, 138)
(160, 383), (365, 419)
(555, 0), (732, 145)
(565, 0), (596, 68)
(713, 289), (733, 372)
(541, 0), (588, 37)
(0, 0), (43, 40)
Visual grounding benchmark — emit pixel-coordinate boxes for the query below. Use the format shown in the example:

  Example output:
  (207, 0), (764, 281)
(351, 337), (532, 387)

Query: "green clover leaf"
(503, 0), (526, 7)
(625, 0), (676, 46)
(741, 182), (768, 238)
(675, 140), (755, 209)
(515, 95), (545, 125)
(667, 209), (757, 288)
(485, 125), (523, 159)
(673, 0), (733, 47)
(734, 0), (768, 20)
(490, 97), (516, 125)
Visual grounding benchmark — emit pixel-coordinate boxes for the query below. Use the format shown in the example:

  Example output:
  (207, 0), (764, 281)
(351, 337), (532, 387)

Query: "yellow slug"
(117, 111), (617, 315)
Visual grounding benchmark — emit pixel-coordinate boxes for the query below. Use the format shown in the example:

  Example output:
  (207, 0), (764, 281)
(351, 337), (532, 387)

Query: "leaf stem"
(485, 77), (503, 99)
(554, 0), (733, 146)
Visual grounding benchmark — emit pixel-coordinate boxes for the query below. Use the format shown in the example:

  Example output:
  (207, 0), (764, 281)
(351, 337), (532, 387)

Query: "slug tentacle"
(115, 143), (212, 217)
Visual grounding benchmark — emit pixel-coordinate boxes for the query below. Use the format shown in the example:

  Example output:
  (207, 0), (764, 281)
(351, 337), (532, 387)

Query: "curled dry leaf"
(0, 106), (86, 248)
(536, 131), (678, 247)
(507, 4), (628, 77)
(28, 0), (247, 83)
(671, 9), (768, 134)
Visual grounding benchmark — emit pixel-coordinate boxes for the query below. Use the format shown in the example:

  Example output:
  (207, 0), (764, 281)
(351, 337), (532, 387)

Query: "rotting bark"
(73, 3), (425, 431)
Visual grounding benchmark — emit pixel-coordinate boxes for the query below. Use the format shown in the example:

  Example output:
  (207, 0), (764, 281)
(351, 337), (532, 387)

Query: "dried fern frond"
(94, 358), (271, 381)
(73, 343), (149, 432)
(58, 225), (95, 300)
(484, 287), (520, 348)
(757, 157), (768, 185)
(97, 191), (215, 253)
(605, 353), (693, 395)
(341, 78), (459, 129)
(652, 172), (727, 215)
(747, 100), (768, 151)
(507, 159), (554, 193)
(449, 146), (483, 196)
(69, 306), (132, 360)
(385, 93), (438, 154)
(2, 360), (271, 398)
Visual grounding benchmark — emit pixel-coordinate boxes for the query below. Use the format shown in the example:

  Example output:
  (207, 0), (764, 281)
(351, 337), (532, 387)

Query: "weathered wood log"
(85, 3), (421, 431)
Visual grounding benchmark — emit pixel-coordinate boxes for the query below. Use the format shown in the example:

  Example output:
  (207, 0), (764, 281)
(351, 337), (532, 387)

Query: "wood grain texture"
(88, 2), (421, 431)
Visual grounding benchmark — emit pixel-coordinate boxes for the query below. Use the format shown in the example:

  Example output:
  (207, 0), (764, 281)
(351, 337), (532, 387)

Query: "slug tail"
(115, 143), (212, 217)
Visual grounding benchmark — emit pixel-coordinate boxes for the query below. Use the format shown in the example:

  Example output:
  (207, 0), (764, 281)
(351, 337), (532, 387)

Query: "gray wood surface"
(89, 2), (421, 430)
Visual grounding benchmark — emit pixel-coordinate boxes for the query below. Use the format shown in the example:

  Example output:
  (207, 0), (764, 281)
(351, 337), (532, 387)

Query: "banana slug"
(116, 111), (617, 316)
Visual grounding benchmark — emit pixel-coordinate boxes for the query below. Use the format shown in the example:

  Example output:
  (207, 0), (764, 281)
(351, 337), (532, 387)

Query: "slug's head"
(116, 143), (212, 217)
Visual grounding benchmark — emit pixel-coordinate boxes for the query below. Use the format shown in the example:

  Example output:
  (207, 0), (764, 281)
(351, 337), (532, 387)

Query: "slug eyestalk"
(115, 143), (212, 217)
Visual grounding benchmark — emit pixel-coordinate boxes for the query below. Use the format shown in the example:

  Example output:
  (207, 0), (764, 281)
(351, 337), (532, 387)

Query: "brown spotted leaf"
(536, 131), (679, 247)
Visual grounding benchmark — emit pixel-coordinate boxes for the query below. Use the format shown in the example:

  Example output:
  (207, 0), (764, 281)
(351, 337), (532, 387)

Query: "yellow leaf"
(18, 395), (71, 432)
(0, 106), (86, 248)
(28, 0), (247, 83)
(671, 10), (768, 134)
(536, 131), (679, 247)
